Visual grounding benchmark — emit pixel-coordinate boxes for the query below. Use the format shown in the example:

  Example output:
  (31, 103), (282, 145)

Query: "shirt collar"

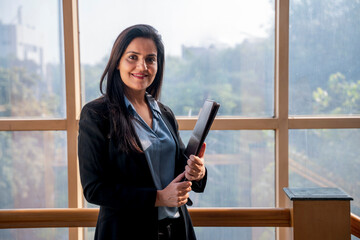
(124, 92), (161, 115)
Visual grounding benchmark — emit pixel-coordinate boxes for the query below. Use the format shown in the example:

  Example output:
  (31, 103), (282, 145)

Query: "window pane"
(79, 0), (275, 117)
(85, 228), (95, 240)
(0, 131), (68, 209)
(0, 228), (68, 240)
(289, 1), (360, 115)
(0, 131), (67, 239)
(0, 0), (66, 118)
(85, 227), (275, 240)
(195, 227), (274, 240)
(289, 129), (360, 217)
(184, 130), (274, 239)
(85, 228), (277, 240)
(181, 130), (275, 207)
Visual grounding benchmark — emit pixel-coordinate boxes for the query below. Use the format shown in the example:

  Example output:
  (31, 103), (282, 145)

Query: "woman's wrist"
(155, 190), (163, 207)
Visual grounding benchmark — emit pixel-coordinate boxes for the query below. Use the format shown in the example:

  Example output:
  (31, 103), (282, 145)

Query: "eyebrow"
(125, 51), (157, 56)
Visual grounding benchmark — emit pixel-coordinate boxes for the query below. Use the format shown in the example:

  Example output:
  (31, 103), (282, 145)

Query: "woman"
(78, 24), (207, 240)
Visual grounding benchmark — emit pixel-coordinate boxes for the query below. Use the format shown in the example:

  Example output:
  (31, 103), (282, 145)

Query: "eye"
(146, 56), (157, 64)
(128, 55), (137, 61)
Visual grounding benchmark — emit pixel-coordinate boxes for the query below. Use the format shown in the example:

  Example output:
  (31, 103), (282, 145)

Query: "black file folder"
(184, 100), (220, 158)
(183, 100), (219, 206)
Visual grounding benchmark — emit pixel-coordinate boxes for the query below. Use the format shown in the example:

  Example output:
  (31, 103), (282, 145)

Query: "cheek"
(119, 61), (132, 72)
(150, 65), (158, 76)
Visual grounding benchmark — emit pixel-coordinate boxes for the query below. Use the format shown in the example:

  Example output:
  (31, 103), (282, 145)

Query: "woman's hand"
(185, 142), (206, 181)
(155, 172), (192, 207)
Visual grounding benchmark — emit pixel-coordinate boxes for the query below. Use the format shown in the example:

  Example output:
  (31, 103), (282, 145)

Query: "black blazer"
(78, 97), (207, 240)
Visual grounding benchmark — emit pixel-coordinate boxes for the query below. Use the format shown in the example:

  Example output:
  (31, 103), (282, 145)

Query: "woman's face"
(118, 37), (158, 96)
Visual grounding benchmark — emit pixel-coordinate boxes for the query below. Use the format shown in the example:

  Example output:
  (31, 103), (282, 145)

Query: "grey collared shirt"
(124, 94), (179, 220)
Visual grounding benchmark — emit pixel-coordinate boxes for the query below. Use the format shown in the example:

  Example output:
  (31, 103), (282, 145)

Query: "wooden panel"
(2, 208), (359, 237)
(63, 0), (82, 208)
(190, 208), (291, 227)
(289, 117), (360, 129)
(0, 208), (290, 229)
(351, 213), (360, 238)
(275, 0), (289, 207)
(0, 209), (98, 228)
(62, 0), (82, 239)
(275, 0), (290, 239)
(177, 118), (278, 130)
(0, 119), (66, 131)
(292, 201), (351, 240)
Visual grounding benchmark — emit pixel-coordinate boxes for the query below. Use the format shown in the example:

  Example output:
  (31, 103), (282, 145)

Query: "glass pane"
(181, 130), (275, 207)
(85, 228), (95, 240)
(79, 0), (275, 117)
(289, 1), (360, 115)
(0, 131), (68, 209)
(0, 228), (68, 240)
(289, 129), (360, 217)
(86, 226), (275, 240)
(86, 227), (276, 240)
(0, 0), (66, 118)
(195, 227), (275, 240)
(353, 235), (360, 240)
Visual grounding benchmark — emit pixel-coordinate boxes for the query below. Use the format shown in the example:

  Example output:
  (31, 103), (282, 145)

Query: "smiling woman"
(118, 37), (158, 98)
(78, 24), (208, 240)
(79, 1), (276, 240)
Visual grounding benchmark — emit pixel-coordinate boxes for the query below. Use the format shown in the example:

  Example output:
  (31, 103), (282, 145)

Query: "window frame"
(0, 0), (359, 240)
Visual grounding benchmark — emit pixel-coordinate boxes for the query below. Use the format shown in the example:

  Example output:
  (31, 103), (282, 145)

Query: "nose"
(137, 59), (147, 71)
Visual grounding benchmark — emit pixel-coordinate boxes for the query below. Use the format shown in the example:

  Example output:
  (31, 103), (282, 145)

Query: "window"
(0, 0), (67, 239)
(0, 0), (359, 240)
(289, 0), (360, 116)
(288, 0), (360, 218)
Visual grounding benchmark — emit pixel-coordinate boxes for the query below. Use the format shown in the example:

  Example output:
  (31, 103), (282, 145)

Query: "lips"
(131, 73), (148, 79)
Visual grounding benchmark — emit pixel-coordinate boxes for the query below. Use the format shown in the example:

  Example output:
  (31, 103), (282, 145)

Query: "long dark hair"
(100, 24), (165, 153)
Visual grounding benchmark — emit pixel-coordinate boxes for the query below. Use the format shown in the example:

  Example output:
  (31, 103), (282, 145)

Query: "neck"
(125, 89), (147, 107)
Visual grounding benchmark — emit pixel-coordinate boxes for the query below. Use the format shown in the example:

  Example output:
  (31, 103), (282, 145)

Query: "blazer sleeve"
(161, 104), (207, 193)
(78, 104), (157, 209)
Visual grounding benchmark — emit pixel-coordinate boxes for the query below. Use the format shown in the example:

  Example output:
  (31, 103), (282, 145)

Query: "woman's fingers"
(155, 172), (192, 207)
(185, 154), (205, 181)
(172, 171), (186, 183)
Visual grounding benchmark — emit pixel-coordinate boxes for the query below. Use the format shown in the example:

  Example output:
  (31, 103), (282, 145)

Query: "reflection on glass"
(0, 131), (68, 239)
(289, 1), (360, 115)
(79, 0), (275, 117)
(0, 0), (66, 118)
(289, 129), (360, 217)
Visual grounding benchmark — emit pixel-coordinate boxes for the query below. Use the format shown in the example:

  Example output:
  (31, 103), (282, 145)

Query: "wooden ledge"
(352, 213), (360, 238)
(0, 208), (290, 229)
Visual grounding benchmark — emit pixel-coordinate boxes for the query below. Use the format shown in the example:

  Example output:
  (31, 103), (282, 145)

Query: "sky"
(0, 0), (274, 65)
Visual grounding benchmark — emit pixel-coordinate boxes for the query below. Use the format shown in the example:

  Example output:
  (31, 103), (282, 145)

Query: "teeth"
(133, 74), (146, 77)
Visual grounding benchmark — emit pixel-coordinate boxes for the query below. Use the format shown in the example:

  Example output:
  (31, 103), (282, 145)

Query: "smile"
(131, 73), (148, 79)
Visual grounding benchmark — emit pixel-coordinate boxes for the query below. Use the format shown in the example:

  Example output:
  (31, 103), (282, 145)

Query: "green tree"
(313, 72), (360, 114)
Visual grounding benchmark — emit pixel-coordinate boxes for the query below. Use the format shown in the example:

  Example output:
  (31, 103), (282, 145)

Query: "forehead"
(125, 37), (157, 55)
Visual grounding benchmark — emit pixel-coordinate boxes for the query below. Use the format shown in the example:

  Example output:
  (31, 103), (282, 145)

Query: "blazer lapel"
(158, 104), (185, 174)
(159, 105), (179, 148)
